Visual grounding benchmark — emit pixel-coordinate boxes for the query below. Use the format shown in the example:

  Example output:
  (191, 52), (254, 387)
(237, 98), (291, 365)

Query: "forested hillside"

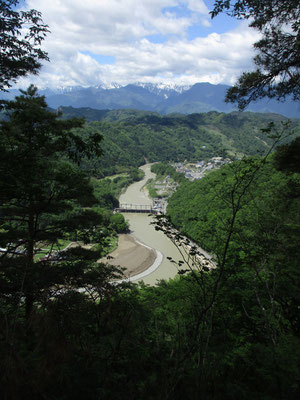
(2, 106), (298, 178)
(69, 109), (299, 176)
(167, 152), (299, 257)
(1, 0), (299, 399)
(149, 148), (300, 399)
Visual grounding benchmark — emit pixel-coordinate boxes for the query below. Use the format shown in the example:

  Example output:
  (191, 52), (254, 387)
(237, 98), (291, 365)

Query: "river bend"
(119, 164), (184, 285)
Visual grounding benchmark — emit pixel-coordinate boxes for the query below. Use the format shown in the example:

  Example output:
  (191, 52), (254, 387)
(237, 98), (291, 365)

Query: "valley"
(1, 92), (299, 400)
(1, 0), (299, 398)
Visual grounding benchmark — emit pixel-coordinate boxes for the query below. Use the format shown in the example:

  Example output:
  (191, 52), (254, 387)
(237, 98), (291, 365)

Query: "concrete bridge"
(115, 203), (159, 214)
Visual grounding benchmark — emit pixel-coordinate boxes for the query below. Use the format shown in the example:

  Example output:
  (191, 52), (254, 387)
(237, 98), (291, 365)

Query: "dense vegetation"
(157, 149), (300, 398)
(2, 105), (299, 178)
(90, 167), (144, 233)
(151, 162), (187, 183)
(2, 99), (299, 398)
(167, 155), (298, 248)
(91, 167), (144, 208)
(0, 89), (128, 400)
(1, 90), (299, 400)
(0, 0), (49, 91)
(1, 1), (299, 399)
(68, 109), (299, 177)
(211, 1), (300, 109)
(2, 151), (299, 399)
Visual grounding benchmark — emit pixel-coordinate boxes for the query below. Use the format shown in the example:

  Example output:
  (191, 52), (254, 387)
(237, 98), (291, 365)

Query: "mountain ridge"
(1, 82), (299, 118)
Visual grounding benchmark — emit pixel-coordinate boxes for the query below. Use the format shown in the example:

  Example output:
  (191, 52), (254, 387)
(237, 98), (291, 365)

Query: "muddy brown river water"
(119, 164), (186, 285)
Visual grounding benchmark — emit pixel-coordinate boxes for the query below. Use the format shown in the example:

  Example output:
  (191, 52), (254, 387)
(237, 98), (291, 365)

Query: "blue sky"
(17, 0), (258, 89)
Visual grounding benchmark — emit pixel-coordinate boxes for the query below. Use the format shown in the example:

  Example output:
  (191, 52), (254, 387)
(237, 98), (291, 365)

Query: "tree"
(211, 0), (300, 109)
(273, 136), (300, 173)
(157, 150), (300, 398)
(0, 0), (49, 91)
(0, 85), (124, 321)
(0, 86), (128, 398)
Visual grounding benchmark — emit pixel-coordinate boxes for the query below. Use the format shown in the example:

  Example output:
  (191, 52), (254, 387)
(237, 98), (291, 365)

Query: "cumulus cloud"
(16, 0), (259, 88)
(185, 0), (209, 14)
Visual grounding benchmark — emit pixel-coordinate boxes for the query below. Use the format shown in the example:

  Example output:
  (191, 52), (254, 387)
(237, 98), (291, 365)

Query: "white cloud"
(185, 0), (209, 14)
(200, 17), (212, 28)
(16, 1), (259, 89)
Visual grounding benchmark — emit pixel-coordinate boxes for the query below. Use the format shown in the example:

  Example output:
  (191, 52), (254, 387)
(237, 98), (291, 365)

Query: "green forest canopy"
(1, 0), (299, 398)
(61, 107), (299, 177)
(0, 90), (299, 399)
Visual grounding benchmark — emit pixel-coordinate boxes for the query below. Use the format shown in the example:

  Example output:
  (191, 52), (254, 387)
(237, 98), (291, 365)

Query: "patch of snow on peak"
(54, 86), (83, 94)
(96, 82), (122, 90)
(134, 82), (191, 97)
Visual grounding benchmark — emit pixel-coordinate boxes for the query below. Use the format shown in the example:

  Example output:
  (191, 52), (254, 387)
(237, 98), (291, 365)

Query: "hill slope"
(69, 109), (299, 177)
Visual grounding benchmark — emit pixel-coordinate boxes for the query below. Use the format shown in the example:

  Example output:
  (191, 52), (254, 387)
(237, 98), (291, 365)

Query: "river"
(119, 164), (185, 285)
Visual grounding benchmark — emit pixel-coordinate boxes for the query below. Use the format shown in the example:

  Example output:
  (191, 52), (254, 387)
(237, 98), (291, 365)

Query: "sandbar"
(99, 234), (157, 276)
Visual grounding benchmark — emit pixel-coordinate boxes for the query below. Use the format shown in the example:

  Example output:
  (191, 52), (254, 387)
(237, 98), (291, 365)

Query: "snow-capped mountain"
(95, 82), (122, 90)
(1, 82), (299, 118)
(133, 82), (191, 97)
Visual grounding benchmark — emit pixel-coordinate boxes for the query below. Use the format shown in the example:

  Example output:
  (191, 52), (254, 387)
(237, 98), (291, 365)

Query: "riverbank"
(100, 164), (180, 284)
(99, 163), (164, 280)
(99, 233), (159, 277)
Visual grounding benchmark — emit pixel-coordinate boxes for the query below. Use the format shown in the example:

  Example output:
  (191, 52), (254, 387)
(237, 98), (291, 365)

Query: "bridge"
(115, 203), (159, 214)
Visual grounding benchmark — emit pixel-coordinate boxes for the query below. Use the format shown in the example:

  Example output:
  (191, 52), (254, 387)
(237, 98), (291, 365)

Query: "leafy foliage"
(151, 162), (187, 184)
(0, 92), (299, 398)
(152, 152), (300, 398)
(0, 0), (49, 91)
(273, 136), (300, 173)
(211, 0), (300, 109)
(1, 2), (299, 397)
(89, 171), (146, 234)
(0, 87), (126, 391)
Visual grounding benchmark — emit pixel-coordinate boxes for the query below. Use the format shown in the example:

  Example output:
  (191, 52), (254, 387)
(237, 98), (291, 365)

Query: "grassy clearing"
(103, 235), (118, 255)
(145, 179), (158, 198)
(100, 173), (128, 180)
(35, 235), (118, 261)
(34, 239), (72, 260)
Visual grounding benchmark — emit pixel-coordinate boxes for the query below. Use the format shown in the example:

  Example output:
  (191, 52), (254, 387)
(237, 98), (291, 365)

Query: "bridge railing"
(119, 203), (152, 210)
(115, 203), (159, 214)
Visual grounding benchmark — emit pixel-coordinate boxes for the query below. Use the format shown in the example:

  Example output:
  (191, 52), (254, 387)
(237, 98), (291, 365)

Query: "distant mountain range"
(1, 82), (299, 118)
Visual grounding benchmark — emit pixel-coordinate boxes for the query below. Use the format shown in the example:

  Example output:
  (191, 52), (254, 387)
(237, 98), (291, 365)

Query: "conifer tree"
(0, 86), (122, 321)
(211, 0), (300, 109)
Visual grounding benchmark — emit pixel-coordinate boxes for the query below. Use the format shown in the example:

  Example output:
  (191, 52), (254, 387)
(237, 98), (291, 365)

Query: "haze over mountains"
(2, 82), (299, 118)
